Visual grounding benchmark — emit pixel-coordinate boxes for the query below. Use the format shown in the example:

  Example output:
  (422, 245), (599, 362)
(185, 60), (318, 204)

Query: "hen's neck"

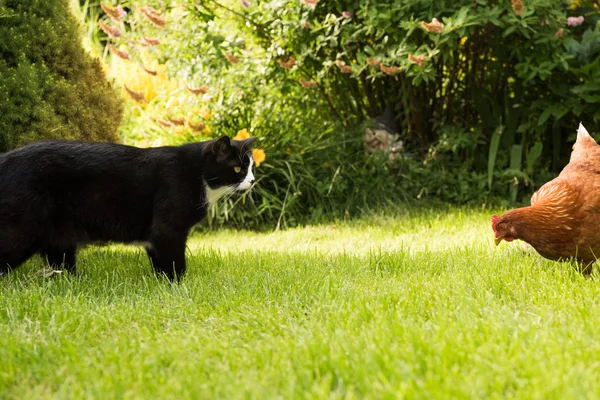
(507, 204), (576, 245)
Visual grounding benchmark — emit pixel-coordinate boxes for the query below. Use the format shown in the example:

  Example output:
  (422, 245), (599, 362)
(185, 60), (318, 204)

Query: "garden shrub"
(0, 0), (123, 152)
(81, 0), (599, 227)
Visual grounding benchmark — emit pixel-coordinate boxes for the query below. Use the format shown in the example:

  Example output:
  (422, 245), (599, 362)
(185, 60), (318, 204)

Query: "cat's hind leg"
(0, 211), (45, 276)
(43, 247), (77, 274)
(146, 234), (187, 282)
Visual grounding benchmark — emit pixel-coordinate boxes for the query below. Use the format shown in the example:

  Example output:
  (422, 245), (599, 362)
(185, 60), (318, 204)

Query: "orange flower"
(168, 116), (185, 126)
(143, 67), (157, 76)
(98, 20), (121, 38)
(141, 36), (160, 46)
(554, 28), (564, 38)
(140, 6), (166, 28)
(420, 18), (443, 33)
(101, 2), (125, 23)
(199, 107), (211, 120)
(123, 85), (146, 103)
(336, 60), (353, 73)
(225, 52), (240, 64)
(156, 119), (173, 128)
(185, 83), (209, 95)
(234, 128), (250, 140)
(252, 149), (266, 167)
(172, 126), (186, 135)
(512, 0), (524, 16)
(278, 56), (296, 69)
(109, 44), (129, 60)
(380, 64), (400, 75)
(408, 54), (427, 67)
(299, 78), (317, 88)
(187, 120), (206, 132)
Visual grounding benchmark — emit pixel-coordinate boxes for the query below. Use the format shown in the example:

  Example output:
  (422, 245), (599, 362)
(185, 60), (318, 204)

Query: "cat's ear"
(240, 137), (257, 152)
(242, 137), (257, 147)
(211, 136), (232, 159)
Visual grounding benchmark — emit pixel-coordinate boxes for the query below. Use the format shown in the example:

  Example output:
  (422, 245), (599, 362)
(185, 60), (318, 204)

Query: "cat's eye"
(234, 166), (241, 173)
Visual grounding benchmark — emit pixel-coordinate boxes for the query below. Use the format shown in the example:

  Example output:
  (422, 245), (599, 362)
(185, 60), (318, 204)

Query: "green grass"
(2, 208), (600, 399)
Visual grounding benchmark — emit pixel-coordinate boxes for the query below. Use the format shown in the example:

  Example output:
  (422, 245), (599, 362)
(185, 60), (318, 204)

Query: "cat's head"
(203, 136), (257, 193)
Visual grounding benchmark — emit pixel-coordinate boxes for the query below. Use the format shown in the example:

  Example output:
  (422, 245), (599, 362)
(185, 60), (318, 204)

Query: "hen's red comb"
(491, 215), (499, 232)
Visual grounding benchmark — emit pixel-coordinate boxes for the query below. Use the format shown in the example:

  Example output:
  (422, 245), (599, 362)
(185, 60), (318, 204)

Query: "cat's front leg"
(145, 234), (187, 281)
(43, 247), (77, 274)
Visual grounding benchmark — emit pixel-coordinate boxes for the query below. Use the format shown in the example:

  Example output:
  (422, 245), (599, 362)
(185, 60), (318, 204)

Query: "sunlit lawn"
(2, 208), (600, 399)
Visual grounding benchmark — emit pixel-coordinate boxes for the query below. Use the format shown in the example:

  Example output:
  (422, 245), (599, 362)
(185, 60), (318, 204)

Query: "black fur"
(0, 136), (256, 280)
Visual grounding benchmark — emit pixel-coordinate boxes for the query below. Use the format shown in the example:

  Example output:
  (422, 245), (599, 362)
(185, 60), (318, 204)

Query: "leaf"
(538, 107), (553, 126)
(509, 144), (523, 203)
(525, 142), (542, 176)
(537, 104), (567, 126)
(487, 124), (503, 190)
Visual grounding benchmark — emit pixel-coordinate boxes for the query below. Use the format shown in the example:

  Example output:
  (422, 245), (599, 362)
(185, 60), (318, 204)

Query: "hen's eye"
(234, 166), (241, 173)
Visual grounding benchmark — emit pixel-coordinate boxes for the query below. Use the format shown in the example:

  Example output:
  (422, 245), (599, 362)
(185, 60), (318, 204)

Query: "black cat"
(0, 136), (256, 280)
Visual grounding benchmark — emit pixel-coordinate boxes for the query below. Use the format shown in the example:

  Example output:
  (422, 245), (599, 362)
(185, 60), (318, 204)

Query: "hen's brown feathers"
(494, 123), (600, 269)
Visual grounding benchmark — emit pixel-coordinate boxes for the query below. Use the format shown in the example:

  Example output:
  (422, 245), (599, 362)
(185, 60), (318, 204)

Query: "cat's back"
(0, 141), (164, 192)
(2, 140), (146, 164)
(2, 140), (150, 171)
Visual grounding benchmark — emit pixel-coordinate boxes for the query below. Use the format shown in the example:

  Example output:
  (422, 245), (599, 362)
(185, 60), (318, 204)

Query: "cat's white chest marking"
(205, 185), (235, 207)
(238, 156), (255, 190)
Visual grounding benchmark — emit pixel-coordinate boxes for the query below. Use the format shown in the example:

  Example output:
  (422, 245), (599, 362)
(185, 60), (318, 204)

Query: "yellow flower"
(233, 128), (250, 140)
(131, 105), (143, 117)
(172, 125), (186, 135)
(252, 148), (266, 167)
(199, 107), (211, 120)
(459, 36), (468, 46)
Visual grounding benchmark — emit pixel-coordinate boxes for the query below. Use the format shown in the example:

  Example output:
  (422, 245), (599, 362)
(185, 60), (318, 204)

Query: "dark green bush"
(0, 0), (123, 151)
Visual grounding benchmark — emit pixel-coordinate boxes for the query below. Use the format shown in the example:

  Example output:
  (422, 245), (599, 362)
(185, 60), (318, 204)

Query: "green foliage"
(0, 0), (123, 151)
(242, 0), (599, 200)
(82, 0), (599, 227)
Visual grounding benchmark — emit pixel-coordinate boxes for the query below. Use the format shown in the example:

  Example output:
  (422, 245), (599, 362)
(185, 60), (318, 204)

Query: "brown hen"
(492, 123), (600, 273)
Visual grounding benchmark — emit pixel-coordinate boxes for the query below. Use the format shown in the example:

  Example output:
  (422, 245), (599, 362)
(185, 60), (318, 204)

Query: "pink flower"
(342, 11), (353, 18)
(567, 16), (584, 27)
(301, 0), (319, 9)
(240, 0), (250, 8)
(116, 5), (127, 19)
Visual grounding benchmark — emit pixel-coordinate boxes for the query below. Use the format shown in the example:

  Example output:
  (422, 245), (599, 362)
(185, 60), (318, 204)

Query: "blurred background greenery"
(1, 0), (599, 228)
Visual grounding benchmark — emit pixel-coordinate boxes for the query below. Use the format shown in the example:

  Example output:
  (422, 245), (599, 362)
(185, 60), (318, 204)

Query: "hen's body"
(493, 123), (600, 272)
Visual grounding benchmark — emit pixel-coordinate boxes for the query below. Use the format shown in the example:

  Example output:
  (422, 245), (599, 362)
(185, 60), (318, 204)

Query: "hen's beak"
(494, 235), (503, 246)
